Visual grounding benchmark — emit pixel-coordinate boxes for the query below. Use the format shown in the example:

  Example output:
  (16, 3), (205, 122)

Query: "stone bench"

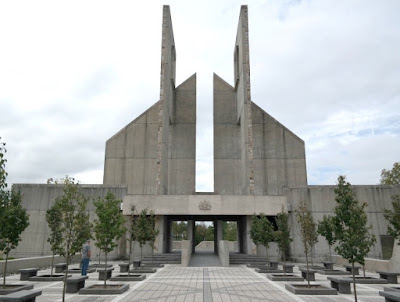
(66, 275), (88, 293)
(344, 265), (360, 275)
(269, 260), (279, 269)
(323, 262), (334, 270)
(299, 267), (316, 281)
(377, 271), (399, 284)
(0, 290), (42, 302)
(98, 267), (114, 280)
(283, 264), (294, 273)
(19, 268), (39, 281)
(328, 277), (352, 294)
(380, 290), (400, 302)
(119, 263), (130, 272)
(54, 263), (67, 273)
(133, 260), (141, 268)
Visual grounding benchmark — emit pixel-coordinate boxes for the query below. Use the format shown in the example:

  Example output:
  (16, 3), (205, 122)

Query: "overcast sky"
(1, 0), (399, 191)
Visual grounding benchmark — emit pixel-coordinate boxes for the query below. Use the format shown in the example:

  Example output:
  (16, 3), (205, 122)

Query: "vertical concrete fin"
(234, 5), (254, 194)
(156, 5), (176, 194)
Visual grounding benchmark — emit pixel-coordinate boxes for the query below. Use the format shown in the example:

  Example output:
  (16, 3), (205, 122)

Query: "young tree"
(136, 208), (150, 261)
(126, 205), (138, 276)
(250, 214), (263, 266)
(94, 192), (126, 287)
(309, 219), (318, 267)
(46, 203), (63, 276)
(295, 200), (315, 287)
(384, 194), (400, 244)
(147, 210), (159, 267)
(0, 139), (30, 289)
(255, 214), (275, 268)
(317, 215), (336, 263)
(0, 190), (30, 288)
(223, 221), (237, 241)
(275, 206), (292, 276)
(380, 162), (400, 185)
(55, 177), (92, 302)
(332, 175), (376, 302)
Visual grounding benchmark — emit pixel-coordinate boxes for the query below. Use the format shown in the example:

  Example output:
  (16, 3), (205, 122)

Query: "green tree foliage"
(333, 175), (376, 302)
(54, 177), (92, 302)
(250, 214), (275, 267)
(147, 210), (159, 266)
(317, 215), (335, 263)
(94, 192), (126, 287)
(0, 139), (30, 288)
(172, 221), (187, 240)
(46, 204), (63, 276)
(384, 195), (400, 244)
(223, 221), (237, 241)
(136, 208), (150, 260)
(0, 138), (7, 190)
(250, 214), (263, 265)
(295, 200), (315, 287)
(194, 222), (214, 246)
(275, 207), (292, 275)
(380, 162), (400, 185)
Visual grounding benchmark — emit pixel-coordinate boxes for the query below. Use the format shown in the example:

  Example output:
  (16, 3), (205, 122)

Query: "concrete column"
(214, 219), (218, 254)
(187, 220), (195, 253)
(155, 215), (165, 254)
(244, 215), (253, 255)
(217, 220), (223, 242)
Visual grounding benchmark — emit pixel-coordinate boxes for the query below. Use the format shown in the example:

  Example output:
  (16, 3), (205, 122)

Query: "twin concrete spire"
(103, 6), (307, 196)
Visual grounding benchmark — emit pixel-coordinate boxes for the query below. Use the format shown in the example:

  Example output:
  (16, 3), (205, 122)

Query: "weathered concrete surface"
(122, 194), (287, 215)
(218, 240), (230, 267)
(181, 240), (191, 267)
(11, 184), (127, 259)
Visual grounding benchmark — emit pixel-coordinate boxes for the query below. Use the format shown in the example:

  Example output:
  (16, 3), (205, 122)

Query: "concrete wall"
(104, 6), (195, 196)
(214, 6), (307, 197)
(11, 184), (127, 259)
(287, 185), (400, 262)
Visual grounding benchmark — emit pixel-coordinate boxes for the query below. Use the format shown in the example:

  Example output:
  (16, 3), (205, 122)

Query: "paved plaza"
(2, 260), (392, 302)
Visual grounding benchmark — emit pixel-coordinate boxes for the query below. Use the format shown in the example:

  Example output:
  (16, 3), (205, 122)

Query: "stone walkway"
(2, 261), (390, 301)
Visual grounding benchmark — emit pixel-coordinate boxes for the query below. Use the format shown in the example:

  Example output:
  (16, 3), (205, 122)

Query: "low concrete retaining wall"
(0, 254), (81, 274)
(181, 240), (192, 267)
(331, 255), (389, 272)
(218, 240), (230, 267)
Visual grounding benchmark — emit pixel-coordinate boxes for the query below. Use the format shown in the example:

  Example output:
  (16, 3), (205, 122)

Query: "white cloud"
(1, 0), (399, 190)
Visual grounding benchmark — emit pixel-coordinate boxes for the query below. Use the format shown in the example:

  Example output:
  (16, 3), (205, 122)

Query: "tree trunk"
(50, 251), (55, 277)
(329, 244), (332, 264)
(151, 245), (154, 267)
(140, 246), (143, 261)
(2, 252), (9, 289)
(363, 265), (366, 278)
(62, 256), (70, 302)
(98, 250), (101, 265)
(311, 246), (314, 267)
(283, 250), (287, 277)
(104, 252), (107, 288)
(305, 250), (310, 288)
(128, 240), (132, 277)
(266, 246), (269, 269)
(256, 245), (260, 267)
(352, 262), (358, 302)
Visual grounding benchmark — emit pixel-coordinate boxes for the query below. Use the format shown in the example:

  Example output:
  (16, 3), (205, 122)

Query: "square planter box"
(129, 268), (157, 273)
(267, 274), (304, 282)
(255, 268), (283, 274)
(285, 284), (337, 295)
(0, 284), (34, 295)
(110, 274), (146, 281)
(89, 263), (113, 269)
(79, 283), (129, 295)
(54, 263), (67, 273)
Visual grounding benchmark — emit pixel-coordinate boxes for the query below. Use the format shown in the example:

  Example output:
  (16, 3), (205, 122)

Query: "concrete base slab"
(129, 268), (157, 273)
(29, 274), (71, 281)
(317, 270), (351, 275)
(65, 268), (96, 274)
(110, 274), (146, 281)
(285, 284), (338, 295)
(352, 277), (388, 284)
(267, 274), (304, 282)
(255, 268), (283, 274)
(0, 284), (34, 295)
(79, 283), (129, 295)
(89, 264), (113, 268)
(384, 287), (400, 292)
